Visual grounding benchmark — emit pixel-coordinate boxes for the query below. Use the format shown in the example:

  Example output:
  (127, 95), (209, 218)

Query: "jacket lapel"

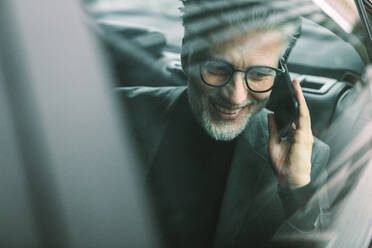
(214, 109), (277, 248)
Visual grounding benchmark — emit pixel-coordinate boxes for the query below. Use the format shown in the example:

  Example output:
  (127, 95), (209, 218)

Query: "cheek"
(251, 91), (271, 102)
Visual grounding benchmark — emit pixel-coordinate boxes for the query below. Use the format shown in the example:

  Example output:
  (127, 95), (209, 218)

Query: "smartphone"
(266, 60), (299, 137)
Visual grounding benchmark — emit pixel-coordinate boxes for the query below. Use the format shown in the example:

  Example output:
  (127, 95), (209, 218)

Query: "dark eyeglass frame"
(199, 58), (286, 93)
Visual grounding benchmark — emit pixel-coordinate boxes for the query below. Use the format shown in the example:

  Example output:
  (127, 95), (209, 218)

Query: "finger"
(292, 79), (311, 130)
(268, 113), (280, 144)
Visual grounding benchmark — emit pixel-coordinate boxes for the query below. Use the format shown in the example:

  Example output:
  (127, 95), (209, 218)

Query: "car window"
(2, 0), (371, 247)
(80, 1), (372, 247)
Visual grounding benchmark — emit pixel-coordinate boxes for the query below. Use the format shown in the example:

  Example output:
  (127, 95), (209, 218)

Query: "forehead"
(207, 29), (284, 67)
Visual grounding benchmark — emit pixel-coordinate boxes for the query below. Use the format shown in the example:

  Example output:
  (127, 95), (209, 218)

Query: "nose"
(220, 71), (249, 105)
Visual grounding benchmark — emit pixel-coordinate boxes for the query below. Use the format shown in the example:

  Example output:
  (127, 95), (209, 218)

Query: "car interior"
(1, 0), (371, 247)
(86, 1), (366, 141)
(83, 2), (372, 246)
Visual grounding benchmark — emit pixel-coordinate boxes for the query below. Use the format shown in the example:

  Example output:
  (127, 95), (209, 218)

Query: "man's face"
(187, 30), (284, 141)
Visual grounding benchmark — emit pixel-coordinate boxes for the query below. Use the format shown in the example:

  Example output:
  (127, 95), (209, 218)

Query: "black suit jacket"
(117, 86), (330, 248)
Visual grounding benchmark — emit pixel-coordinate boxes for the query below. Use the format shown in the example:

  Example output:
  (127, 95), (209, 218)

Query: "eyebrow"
(203, 55), (234, 67)
(204, 56), (278, 70)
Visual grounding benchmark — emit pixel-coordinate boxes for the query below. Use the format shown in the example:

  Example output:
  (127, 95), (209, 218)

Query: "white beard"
(199, 102), (252, 141)
(187, 84), (266, 141)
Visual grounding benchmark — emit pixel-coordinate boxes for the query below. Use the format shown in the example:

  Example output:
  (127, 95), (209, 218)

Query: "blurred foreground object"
(322, 65), (372, 248)
(0, 0), (159, 247)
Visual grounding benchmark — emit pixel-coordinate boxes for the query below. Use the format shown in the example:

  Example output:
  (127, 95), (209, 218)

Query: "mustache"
(211, 98), (258, 109)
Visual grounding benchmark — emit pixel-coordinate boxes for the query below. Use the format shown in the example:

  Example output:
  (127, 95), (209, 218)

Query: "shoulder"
(116, 86), (187, 124)
(116, 86), (186, 105)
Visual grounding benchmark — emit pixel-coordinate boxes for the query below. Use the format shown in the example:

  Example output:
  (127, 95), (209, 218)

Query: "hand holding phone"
(266, 60), (299, 137)
(265, 23), (313, 188)
(267, 77), (314, 189)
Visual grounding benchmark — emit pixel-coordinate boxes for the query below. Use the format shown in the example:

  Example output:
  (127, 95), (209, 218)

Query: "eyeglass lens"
(201, 59), (277, 91)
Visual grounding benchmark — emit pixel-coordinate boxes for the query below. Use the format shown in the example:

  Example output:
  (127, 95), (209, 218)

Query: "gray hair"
(180, 0), (302, 66)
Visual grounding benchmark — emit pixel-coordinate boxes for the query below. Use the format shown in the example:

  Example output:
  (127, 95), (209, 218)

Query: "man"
(118, 1), (330, 247)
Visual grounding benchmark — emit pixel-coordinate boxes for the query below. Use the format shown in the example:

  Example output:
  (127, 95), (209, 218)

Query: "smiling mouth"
(212, 102), (248, 120)
(215, 104), (242, 114)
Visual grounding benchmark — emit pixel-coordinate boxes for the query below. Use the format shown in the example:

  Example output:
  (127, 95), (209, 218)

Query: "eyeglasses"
(199, 58), (285, 93)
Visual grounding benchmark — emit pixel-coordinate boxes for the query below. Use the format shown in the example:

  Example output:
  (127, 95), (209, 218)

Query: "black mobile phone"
(266, 60), (299, 137)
